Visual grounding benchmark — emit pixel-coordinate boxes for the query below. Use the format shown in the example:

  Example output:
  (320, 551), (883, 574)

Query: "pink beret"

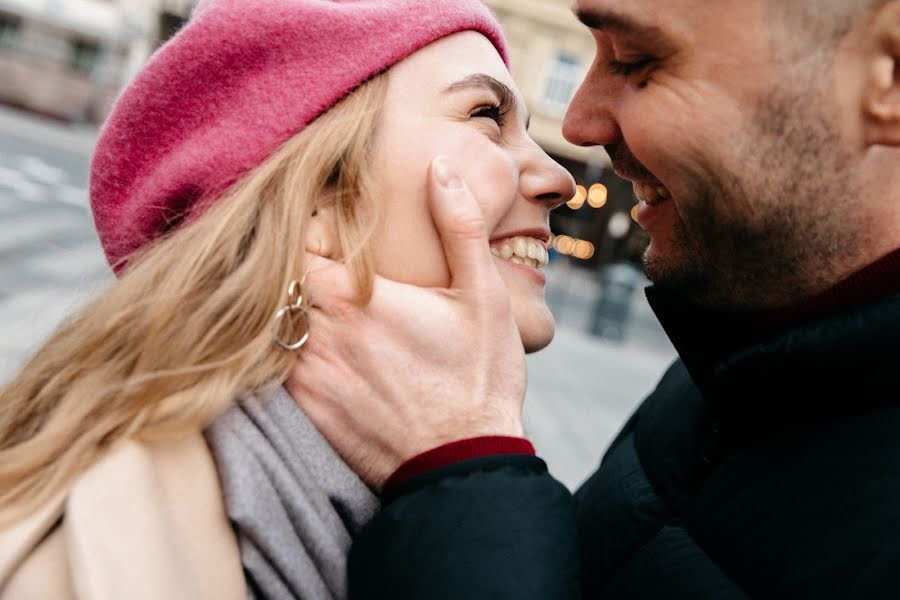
(89, 0), (508, 271)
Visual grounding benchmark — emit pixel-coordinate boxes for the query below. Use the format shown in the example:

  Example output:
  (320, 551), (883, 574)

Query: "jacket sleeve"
(348, 454), (581, 599)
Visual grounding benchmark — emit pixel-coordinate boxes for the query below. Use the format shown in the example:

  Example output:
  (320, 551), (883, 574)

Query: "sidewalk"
(525, 324), (675, 489)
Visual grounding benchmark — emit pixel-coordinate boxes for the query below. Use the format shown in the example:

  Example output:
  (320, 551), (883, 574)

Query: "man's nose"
(562, 70), (623, 148)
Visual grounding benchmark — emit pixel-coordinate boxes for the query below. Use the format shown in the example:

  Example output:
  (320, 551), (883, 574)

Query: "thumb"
(429, 156), (501, 292)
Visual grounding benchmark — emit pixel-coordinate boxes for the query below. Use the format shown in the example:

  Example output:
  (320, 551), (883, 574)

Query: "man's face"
(563, 0), (860, 309)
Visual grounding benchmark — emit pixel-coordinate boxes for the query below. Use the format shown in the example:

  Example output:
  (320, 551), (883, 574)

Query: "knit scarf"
(204, 386), (379, 600)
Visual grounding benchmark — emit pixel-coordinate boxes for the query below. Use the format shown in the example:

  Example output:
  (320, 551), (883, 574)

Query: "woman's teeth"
(633, 182), (671, 206)
(490, 236), (549, 269)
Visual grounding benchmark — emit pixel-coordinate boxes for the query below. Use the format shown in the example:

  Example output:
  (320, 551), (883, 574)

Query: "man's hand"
(288, 157), (526, 490)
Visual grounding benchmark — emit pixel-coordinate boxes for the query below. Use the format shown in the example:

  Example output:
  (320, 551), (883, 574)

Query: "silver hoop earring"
(274, 280), (311, 351)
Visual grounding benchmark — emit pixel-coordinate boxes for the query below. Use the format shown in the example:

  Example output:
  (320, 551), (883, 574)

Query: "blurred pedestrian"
(288, 1), (900, 598)
(0, 1), (575, 598)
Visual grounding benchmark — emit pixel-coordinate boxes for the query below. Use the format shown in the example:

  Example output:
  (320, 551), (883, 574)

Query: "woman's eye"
(472, 104), (506, 127)
(609, 57), (653, 77)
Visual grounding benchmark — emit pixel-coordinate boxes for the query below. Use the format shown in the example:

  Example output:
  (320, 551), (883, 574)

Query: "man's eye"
(472, 104), (506, 127)
(609, 58), (653, 77)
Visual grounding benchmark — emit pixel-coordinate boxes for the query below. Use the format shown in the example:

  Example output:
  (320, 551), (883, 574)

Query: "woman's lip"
(490, 228), (551, 244)
(494, 254), (547, 285)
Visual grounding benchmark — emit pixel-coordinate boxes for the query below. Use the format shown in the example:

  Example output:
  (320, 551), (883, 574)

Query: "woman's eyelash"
(609, 58), (653, 77)
(472, 103), (507, 127)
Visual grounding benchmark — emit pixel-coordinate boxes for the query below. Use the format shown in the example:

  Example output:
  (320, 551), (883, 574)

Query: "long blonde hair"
(0, 74), (389, 525)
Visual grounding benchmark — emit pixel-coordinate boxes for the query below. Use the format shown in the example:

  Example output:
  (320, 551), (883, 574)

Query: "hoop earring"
(274, 280), (311, 351)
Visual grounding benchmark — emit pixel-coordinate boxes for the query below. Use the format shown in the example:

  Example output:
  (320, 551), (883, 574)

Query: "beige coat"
(0, 433), (246, 600)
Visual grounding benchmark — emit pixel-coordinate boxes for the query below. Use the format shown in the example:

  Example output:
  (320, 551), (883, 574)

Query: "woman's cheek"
(452, 142), (519, 220)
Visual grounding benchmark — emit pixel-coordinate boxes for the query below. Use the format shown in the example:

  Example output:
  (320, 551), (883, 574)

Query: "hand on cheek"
(287, 156), (526, 490)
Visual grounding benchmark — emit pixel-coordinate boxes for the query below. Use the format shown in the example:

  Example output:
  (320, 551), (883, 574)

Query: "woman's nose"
(562, 67), (623, 148)
(519, 146), (577, 210)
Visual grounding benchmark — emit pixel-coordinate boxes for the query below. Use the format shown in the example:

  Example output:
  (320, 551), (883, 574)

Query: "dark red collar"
(646, 248), (900, 393)
(748, 248), (900, 331)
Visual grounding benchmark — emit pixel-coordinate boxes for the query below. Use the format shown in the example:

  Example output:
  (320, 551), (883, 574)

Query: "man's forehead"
(572, 0), (769, 51)
(573, 0), (691, 35)
(572, 0), (682, 52)
(571, 0), (749, 33)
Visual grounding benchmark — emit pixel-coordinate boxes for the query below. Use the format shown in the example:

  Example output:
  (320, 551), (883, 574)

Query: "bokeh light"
(587, 183), (608, 209)
(573, 240), (595, 260)
(553, 235), (575, 255)
(551, 235), (596, 261)
(566, 185), (587, 210)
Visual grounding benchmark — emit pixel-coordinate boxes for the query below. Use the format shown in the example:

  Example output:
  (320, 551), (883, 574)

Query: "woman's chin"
(517, 306), (556, 354)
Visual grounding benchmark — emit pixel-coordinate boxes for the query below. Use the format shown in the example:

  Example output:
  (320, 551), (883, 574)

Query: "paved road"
(0, 107), (111, 382)
(0, 106), (677, 490)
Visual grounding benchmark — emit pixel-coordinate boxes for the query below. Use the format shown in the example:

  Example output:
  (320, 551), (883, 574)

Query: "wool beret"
(89, 0), (508, 271)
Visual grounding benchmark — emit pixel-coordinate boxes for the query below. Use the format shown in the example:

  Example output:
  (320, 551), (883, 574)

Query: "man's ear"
(863, 1), (900, 146)
(306, 202), (342, 259)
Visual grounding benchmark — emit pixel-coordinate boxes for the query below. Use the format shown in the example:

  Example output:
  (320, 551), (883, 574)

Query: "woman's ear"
(306, 202), (342, 259)
(863, 1), (900, 146)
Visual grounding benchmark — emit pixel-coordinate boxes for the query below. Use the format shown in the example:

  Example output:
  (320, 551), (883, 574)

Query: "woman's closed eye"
(471, 102), (508, 128)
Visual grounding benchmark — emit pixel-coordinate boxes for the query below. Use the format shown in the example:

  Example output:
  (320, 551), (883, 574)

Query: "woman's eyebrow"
(444, 73), (531, 129)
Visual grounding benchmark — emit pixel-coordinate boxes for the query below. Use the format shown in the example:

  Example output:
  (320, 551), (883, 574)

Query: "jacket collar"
(647, 248), (900, 417)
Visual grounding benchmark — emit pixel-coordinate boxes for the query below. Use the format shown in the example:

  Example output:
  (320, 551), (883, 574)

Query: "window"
(70, 38), (100, 73)
(0, 12), (22, 50)
(158, 12), (187, 46)
(542, 54), (582, 116)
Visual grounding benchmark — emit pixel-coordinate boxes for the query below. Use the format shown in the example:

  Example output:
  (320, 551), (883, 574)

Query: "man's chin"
(642, 249), (713, 302)
(641, 242), (682, 285)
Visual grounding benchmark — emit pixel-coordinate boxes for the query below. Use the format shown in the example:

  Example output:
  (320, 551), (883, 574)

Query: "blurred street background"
(0, 0), (677, 490)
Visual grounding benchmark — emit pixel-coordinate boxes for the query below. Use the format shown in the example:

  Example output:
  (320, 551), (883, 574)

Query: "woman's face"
(368, 32), (575, 353)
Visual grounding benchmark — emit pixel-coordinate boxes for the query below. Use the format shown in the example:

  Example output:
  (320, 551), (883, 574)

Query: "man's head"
(767, 1), (883, 54)
(563, 0), (900, 310)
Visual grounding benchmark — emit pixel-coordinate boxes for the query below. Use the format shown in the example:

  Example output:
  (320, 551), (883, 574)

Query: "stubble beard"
(643, 78), (862, 311)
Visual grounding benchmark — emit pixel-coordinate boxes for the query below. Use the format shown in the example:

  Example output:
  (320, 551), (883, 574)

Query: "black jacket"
(349, 287), (900, 599)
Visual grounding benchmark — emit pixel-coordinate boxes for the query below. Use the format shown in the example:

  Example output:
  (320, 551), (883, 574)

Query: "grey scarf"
(204, 386), (379, 600)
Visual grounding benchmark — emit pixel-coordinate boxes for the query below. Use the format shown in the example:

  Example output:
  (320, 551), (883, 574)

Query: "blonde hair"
(0, 73), (389, 526)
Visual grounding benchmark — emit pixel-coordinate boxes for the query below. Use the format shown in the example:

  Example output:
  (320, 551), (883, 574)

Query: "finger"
(429, 156), (503, 293)
(301, 252), (357, 307)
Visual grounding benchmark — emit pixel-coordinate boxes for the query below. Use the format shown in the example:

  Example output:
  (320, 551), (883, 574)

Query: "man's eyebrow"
(445, 73), (531, 129)
(574, 7), (666, 39)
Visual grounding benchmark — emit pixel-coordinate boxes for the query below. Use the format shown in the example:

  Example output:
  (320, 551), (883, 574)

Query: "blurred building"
(484, 0), (597, 170)
(484, 0), (646, 269)
(0, 0), (193, 124)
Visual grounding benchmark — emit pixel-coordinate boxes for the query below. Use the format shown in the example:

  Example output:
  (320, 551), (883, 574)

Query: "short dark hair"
(767, 0), (886, 56)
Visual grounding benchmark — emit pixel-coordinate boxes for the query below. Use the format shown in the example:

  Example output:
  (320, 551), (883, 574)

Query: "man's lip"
(634, 198), (672, 230)
(610, 163), (656, 184)
(489, 228), (551, 244)
(632, 180), (673, 206)
(613, 169), (644, 182)
(629, 178), (667, 190)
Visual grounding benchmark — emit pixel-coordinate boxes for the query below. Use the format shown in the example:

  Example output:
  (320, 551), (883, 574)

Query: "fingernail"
(433, 156), (463, 189)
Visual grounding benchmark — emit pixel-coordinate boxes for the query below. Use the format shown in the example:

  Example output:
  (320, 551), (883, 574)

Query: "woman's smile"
(489, 233), (550, 280)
